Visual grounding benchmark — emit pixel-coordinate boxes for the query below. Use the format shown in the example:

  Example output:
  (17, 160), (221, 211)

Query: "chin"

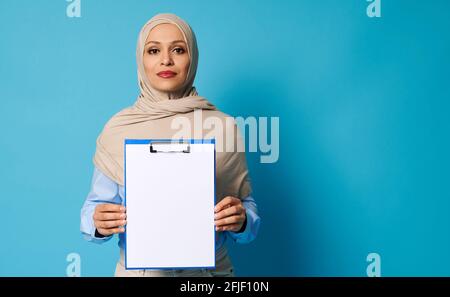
(154, 82), (184, 93)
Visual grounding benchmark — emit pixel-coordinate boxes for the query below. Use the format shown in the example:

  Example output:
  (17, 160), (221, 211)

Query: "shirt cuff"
(82, 231), (113, 244)
(227, 207), (260, 244)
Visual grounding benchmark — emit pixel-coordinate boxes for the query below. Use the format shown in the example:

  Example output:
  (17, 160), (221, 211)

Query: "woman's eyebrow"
(145, 40), (186, 45)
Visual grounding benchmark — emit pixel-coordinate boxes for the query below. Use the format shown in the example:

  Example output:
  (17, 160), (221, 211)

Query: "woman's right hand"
(93, 204), (127, 236)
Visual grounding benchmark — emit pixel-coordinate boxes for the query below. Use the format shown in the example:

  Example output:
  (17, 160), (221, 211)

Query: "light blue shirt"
(80, 167), (261, 250)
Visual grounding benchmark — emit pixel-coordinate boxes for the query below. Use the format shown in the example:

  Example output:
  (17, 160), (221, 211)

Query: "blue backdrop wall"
(1, 0), (449, 276)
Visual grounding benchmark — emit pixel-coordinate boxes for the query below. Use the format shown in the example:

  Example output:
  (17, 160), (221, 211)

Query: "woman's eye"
(147, 48), (159, 55)
(173, 47), (185, 54)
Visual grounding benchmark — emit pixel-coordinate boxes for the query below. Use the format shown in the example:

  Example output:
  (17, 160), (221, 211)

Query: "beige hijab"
(93, 13), (252, 200)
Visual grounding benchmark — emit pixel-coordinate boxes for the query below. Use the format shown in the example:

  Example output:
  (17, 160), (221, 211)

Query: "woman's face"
(143, 23), (190, 93)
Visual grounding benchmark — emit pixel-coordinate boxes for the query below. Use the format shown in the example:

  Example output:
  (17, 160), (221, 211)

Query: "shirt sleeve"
(226, 195), (261, 244)
(80, 166), (123, 244)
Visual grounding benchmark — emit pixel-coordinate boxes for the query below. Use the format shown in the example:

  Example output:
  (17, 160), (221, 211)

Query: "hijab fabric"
(93, 13), (252, 200)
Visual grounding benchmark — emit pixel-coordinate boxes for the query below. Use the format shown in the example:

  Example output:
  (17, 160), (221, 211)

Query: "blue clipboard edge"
(123, 139), (216, 271)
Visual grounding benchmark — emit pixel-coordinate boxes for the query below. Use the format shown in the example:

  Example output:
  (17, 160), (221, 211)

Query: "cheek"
(143, 56), (156, 75)
(178, 57), (191, 77)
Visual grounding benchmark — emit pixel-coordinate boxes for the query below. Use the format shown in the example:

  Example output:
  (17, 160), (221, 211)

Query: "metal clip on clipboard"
(149, 142), (191, 153)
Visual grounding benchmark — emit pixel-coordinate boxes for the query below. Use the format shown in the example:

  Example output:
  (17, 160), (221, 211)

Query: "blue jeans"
(114, 245), (235, 277)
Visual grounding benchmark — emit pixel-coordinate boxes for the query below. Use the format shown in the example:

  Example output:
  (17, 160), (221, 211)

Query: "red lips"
(157, 71), (177, 78)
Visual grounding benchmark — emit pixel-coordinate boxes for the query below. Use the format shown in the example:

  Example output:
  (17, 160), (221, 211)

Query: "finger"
(97, 227), (125, 236)
(97, 219), (127, 229)
(216, 223), (240, 232)
(214, 197), (233, 213)
(215, 215), (243, 227)
(215, 196), (240, 213)
(97, 204), (126, 213)
(214, 205), (243, 220)
(94, 212), (126, 221)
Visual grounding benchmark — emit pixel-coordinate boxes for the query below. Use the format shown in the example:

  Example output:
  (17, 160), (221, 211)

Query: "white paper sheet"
(124, 140), (215, 269)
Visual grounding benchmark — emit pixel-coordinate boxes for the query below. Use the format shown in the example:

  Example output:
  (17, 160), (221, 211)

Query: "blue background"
(1, 0), (449, 276)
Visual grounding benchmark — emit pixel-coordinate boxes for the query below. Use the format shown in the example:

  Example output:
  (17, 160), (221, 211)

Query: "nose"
(160, 50), (173, 66)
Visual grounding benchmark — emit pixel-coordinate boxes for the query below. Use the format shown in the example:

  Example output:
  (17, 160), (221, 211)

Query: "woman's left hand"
(214, 196), (247, 232)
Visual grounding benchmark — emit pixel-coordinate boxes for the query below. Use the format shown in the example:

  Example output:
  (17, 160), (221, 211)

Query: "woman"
(80, 13), (261, 277)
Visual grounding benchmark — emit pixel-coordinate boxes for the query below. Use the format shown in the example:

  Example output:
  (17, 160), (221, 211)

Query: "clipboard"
(124, 139), (216, 270)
